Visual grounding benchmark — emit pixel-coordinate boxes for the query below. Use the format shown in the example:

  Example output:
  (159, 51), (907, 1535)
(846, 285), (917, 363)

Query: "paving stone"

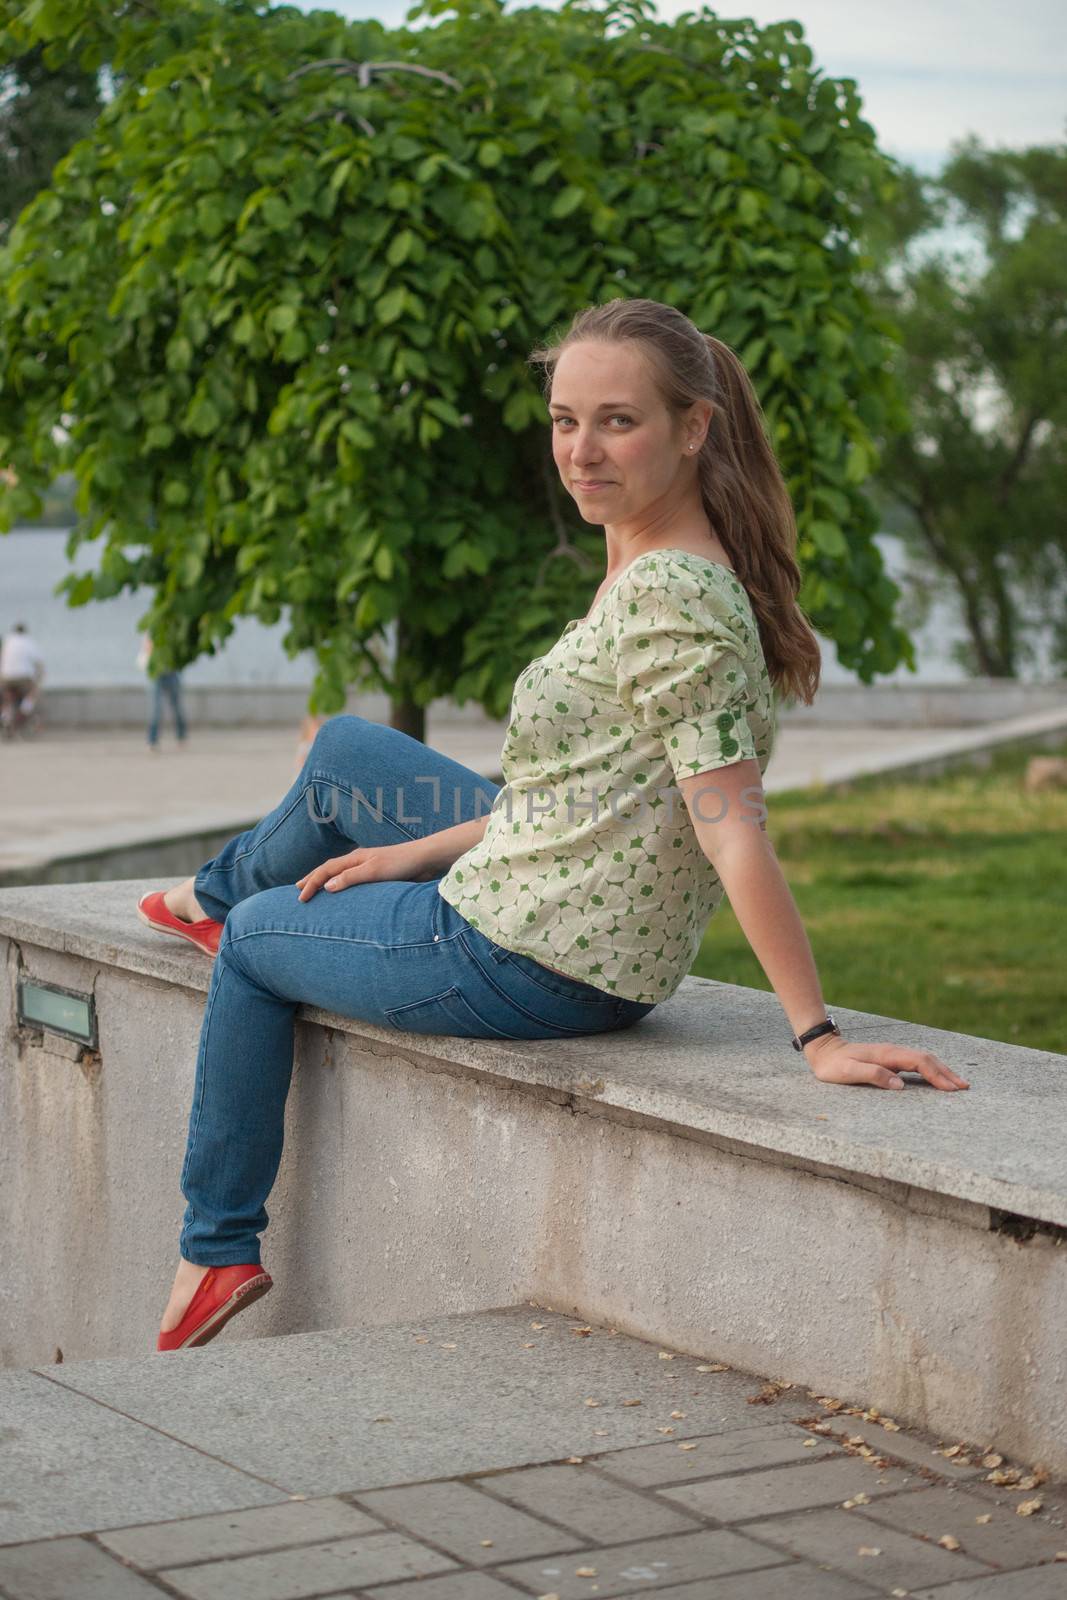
(495, 1526), (783, 1597)
(593, 1422), (843, 1488)
(781, 1408), (988, 1482)
(157, 1528), (456, 1599)
(658, 1452), (918, 1522)
(0, 1536), (163, 1599)
(752, 1506), (991, 1589)
(969, 1478), (1067, 1526)
(45, 1309), (783, 1496)
(855, 1484), (1067, 1569)
(581, 1565), (880, 1600)
(352, 1478), (585, 1564)
(362, 1574), (542, 1600)
(97, 1495), (380, 1569)
(472, 1459), (703, 1544)
(911, 1570), (1067, 1599)
(0, 1371), (283, 1546)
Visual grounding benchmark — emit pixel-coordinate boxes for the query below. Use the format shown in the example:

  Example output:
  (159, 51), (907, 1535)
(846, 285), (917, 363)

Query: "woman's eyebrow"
(547, 400), (643, 412)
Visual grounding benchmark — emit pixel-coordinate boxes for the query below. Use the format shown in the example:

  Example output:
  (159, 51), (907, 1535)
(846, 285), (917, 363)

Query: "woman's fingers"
(296, 856), (355, 901)
(856, 1041), (970, 1090)
(809, 1039), (970, 1091)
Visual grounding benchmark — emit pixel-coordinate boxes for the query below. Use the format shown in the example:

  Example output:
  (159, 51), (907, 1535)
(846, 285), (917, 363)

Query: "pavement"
(5, 710), (1066, 881)
(1, 1304), (1065, 1599)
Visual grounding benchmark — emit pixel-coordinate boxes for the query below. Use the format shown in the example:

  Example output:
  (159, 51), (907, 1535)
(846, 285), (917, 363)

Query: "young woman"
(139, 297), (968, 1352)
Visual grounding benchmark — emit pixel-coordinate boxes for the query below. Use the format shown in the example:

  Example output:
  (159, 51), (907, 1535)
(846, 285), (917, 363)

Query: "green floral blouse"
(437, 549), (777, 1004)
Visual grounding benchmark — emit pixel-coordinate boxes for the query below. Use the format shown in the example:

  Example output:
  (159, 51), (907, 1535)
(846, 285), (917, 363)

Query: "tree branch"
(996, 409), (1040, 505)
(286, 59), (462, 91)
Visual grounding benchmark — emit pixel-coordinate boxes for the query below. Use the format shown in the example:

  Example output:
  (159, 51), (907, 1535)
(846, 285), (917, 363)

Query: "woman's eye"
(553, 416), (633, 427)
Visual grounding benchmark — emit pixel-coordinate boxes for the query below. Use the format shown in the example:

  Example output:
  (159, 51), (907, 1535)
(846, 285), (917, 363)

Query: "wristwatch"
(791, 1014), (840, 1053)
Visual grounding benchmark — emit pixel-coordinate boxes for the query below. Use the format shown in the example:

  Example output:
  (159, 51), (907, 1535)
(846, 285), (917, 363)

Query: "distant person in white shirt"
(138, 632), (188, 750)
(0, 623), (44, 734)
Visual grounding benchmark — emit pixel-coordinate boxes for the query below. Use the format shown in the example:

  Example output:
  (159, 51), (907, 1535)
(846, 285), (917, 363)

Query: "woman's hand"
(804, 1034), (970, 1092)
(296, 840), (434, 901)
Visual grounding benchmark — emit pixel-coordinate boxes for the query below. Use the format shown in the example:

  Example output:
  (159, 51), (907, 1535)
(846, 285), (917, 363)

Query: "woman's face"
(548, 340), (701, 526)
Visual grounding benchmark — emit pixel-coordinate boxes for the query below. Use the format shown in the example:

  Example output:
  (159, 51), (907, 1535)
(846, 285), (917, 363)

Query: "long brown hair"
(528, 297), (821, 704)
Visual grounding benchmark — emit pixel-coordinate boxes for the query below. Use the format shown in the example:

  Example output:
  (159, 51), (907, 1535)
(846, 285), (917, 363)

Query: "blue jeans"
(179, 714), (656, 1264)
(148, 671), (187, 745)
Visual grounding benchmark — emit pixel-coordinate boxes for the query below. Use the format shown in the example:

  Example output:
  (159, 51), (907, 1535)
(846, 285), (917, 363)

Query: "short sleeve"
(613, 558), (758, 781)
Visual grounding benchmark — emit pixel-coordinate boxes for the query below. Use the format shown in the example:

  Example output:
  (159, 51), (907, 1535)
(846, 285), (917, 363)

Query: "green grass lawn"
(692, 738), (1067, 1055)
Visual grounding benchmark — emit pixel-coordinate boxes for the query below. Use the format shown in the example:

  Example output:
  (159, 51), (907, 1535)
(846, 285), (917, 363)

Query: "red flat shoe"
(157, 1264), (273, 1352)
(138, 889), (223, 958)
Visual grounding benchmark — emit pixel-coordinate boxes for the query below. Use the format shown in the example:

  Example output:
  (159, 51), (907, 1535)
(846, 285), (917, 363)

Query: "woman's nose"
(570, 430), (603, 463)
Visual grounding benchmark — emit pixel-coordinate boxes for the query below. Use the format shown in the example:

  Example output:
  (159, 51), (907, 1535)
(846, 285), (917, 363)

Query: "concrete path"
(6, 708), (1064, 883)
(1, 1305), (1065, 1598)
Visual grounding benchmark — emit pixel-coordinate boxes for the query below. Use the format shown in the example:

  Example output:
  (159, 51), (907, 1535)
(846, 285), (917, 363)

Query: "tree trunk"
(388, 614), (426, 743)
(390, 695), (425, 742)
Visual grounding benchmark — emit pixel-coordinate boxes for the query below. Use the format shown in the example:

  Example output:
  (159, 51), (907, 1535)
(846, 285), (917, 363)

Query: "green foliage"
(864, 138), (1067, 677)
(0, 0), (912, 714)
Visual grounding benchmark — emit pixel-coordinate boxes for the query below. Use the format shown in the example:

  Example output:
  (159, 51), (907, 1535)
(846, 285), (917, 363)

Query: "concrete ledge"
(37, 679), (1067, 729)
(2, 880), (1065, 1474)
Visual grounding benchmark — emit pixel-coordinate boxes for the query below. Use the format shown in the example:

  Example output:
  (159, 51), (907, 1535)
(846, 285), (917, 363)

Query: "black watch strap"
(791, 1014), (840, 1052)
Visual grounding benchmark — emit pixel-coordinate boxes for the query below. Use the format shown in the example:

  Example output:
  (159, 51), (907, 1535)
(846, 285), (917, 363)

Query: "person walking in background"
(139, 632), (188, 750)
(0, 622), (44, 737)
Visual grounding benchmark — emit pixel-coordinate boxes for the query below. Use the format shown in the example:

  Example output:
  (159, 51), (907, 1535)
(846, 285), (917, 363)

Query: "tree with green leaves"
(865, 138), (1067, 678)
(0, 0), (913, 736)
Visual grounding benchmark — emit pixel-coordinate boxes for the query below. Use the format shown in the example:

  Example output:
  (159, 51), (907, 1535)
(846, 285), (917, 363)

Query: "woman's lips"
(574, 480), (613, 490)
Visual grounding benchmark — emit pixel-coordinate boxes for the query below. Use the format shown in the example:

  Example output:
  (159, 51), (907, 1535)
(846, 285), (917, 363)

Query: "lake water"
(0, 525), (1044, 689)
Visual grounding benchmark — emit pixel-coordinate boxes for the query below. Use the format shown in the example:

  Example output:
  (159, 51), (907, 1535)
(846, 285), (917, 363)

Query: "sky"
(287, 0), (1067, 174)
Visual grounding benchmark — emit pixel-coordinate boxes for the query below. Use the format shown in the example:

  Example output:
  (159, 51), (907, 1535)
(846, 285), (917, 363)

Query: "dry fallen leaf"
(583, 1398), (601, 1408)
(943, 1444), (964, 1458)
(413, 1336), (429, 1344)
(1055, 1551), (1067, 1561)
(670, 1410), (686, 1420)
(847, 1435), (865, 1446)
(565, 1455), (584, 1464)
(1017, 1499), (1043, 1517)
(697, 1362), (730, 1372)
(678, 1441), (698, 1451)
(480, 1539), (494, 1547)
(571, 1326), (592, 1335)
(822, 1397), (845, 1411)
(857, 1545), (882, 1557)
(883, 1420), (902, 1432)
(620, 1398), (642, 1408)
(976, 1513), (993, 1524)
(575, 1566), (598, 1577)
(657, 1426), (675, 1435)
(538, 1593), (562, 1600)
(939, 1534), (961, 1551)
(858, 1446), (875, 1459)
(747, 1382), (787, 1406)
(521, 1341), (536, 1348)
(658, 1352), (675, 1361)
(982, 1453), (1004, 1468)
(811, 1422), (833, 1435)
(530, 1321), (545, 1330)
(853, 1492), (870, 1505)
(803, 1439), (818, 1449)
(1017, 1475), (1040, 1491)
(593, 1429), (609, 1437)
